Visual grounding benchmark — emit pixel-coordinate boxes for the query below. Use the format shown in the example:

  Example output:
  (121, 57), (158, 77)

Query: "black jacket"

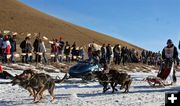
(106, 46), (112, 56)
(64, 44), (71, 55)
(101, 46), (106, 56)
(20, 40), (26, 53)
(33, 39), (40, 52)
(9, 38), (16, 52)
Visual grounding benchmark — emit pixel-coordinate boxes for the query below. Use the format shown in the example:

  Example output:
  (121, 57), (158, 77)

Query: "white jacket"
(2, 40), (11, 49)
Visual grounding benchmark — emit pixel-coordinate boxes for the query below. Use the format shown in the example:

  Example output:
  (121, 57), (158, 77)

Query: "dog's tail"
(54, 73), (67, 83)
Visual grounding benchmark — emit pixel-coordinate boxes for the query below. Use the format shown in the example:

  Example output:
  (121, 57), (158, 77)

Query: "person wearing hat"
(162, 39), (178, 60)
(162, 39), (178, 82)
(20, 37), (32, 63)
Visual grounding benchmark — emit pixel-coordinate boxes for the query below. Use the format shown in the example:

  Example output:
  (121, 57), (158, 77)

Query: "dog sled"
(145, 59), (176, 87)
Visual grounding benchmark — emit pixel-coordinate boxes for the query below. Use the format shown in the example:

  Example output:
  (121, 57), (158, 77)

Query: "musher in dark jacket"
(162, 39), (178, 82)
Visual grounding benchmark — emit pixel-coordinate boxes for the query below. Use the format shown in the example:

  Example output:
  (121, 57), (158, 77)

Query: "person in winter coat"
(71, 42), (77, 61)
(2, 35), (11, 63)
(101, 44), (106, 60)
(33, 36), (41, 62)
(25, 37), (33, 63)
(91, 50), (101, 65)
(113, 44), (121, 65)
(106, 44), (112, 64)
(88, 45), (93, 61)
(162, 39), (178, 83)
(58, 37), (64, 62)
(20, 37), (32, 63)
(51, 39), (58, 62)
(79, 47), (85, 61)
(9, 35), (16, 63)
(36, 39), (44, 63)
(40, 39), (47, 63)
(162, 39), (178, 60)
(64, 41), (71, 62)
(121, 47), (128, 65)
(20, 37), (28, 63)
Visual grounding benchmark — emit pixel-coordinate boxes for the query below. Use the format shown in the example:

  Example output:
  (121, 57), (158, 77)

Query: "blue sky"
(21, 0), (180, 52)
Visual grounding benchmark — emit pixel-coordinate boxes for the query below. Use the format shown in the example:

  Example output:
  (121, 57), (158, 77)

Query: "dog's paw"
(50, 99), (55, 103)
(34, 100), (40, 103)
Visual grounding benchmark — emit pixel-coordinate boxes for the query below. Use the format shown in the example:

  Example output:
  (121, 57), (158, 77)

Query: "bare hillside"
(0, 0), (142, 50)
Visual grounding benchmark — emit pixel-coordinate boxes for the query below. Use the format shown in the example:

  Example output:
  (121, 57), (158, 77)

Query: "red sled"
(145, 61), (174, 87)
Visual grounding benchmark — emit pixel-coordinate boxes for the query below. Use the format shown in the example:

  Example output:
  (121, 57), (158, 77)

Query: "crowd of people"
(0, 31), (16, 63)
(88, 43), (164, 66)
(0, 31), (179, 68)
(0, 30), (86, 64)
(19, 36), (86, 64)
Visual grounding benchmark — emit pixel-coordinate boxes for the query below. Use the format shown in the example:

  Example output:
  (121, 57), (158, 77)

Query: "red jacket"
(0, 65), (3, 73)
(6, 45), (11, 55)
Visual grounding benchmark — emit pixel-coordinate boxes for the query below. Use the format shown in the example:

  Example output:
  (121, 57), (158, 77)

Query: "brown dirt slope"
(0, 0), (143, 50)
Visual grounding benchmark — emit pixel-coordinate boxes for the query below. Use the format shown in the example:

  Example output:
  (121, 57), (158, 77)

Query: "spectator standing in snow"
(33, 36), (41, 63)
(79, 47), (85, 61)
(71, 42), (77, 61)
(2, 35), (11, 63)
(88, 45), (93, 61)
(64, 41), (71, 62)
(9, 35), (16, 63)
(113, 44), (121, 65)
(41, 39), (47, 63)
(50, 39), (58, 62)
(25, 37), (33, 63)
(58, 37), (64, 62)
(106, 44), (112, 64)
(101, 44), (106, 61)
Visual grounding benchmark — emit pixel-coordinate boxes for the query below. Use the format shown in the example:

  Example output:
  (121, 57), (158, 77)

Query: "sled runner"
(145, 59), (175, 87)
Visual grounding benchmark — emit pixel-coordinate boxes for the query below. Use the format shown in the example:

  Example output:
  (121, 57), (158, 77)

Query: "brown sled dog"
(92, 69), (132, 93)
(109, 69), (132, 93)
(92, 71), (114, 93)
(11, 69), (67, 103)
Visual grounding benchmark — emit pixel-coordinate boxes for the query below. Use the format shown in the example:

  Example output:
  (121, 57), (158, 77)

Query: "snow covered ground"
(0, 64), (180, 106)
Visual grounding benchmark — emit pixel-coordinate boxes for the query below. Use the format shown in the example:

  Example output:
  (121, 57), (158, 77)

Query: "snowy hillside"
(0, 64), (180, 106)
